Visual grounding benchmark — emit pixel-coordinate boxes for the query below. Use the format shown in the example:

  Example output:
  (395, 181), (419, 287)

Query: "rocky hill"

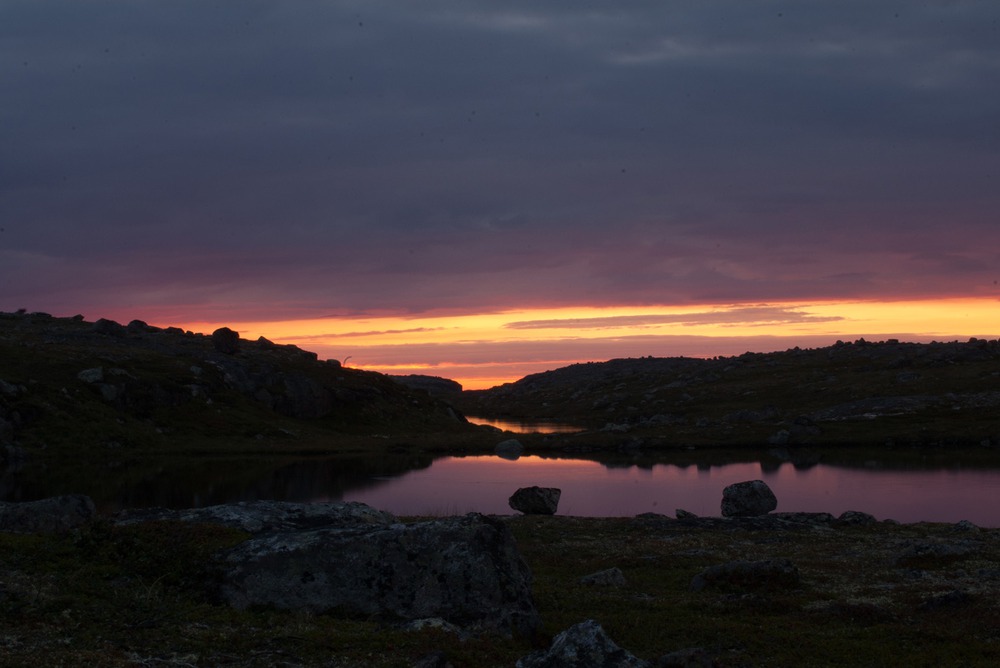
(455, 338), (1000, 449)
(0, 311), (475, 460)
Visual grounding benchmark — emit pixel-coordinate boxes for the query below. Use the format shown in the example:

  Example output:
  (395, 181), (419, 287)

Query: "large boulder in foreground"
(218, 512), (539, 635)
(721, 479), (777, 517)
(509, 486), (561, 515)
(0, 494), (96, 534)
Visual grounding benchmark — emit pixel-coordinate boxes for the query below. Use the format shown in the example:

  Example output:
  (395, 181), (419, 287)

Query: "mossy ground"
(3, 515), (1000, 666)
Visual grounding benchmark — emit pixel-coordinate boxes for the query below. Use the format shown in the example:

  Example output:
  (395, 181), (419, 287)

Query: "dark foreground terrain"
(2, 507), (1000, 667)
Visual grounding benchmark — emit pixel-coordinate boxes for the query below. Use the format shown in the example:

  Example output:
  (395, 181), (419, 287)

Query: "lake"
(4, 451), (1000, 527)
(340, 455), (1000, 526)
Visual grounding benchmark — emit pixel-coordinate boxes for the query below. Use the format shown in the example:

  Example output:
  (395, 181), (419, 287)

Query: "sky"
(2, 1), (998, 389)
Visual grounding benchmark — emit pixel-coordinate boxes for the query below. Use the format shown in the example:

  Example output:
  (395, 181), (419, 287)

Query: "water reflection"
(465, 416), (585, 434)
(3, 452), (1000, 527)
(343, 455), (1000, 527)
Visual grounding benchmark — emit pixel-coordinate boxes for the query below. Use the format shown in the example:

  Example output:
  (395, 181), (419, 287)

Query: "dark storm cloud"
(2, 1), (999, 319)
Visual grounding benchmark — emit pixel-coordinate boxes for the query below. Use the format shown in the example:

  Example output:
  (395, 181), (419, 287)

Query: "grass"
(3, 514), (1000, 666)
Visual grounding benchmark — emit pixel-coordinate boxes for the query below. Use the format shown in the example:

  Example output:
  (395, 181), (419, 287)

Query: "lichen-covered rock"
(516, 619), (649, 667)
(720, 480), (777, 517)
(0, 494), (96, 533)
(509, 486), (561, 515)
(115, 500), (395, 534)
(219, 512), (538, 635)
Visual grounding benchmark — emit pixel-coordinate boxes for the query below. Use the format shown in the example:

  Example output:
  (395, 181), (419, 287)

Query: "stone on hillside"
(0, 494), (96, 534)
(837, 510), (877, 526)
(720, 480), (777, 517)
(219, 512), (539, 635)
(212, 327), (240, 354)
(516, 619), (650, 668)
(91, 318), (126, 336)
(77, 367), (104, 383)
(579, 567), (626, 587)
(690, 558), (800, 593)
(509, 486), (561, 515)
(675, 509), (698, 520)
(495, 439), (524, 460)
(115, 500), (395, 534)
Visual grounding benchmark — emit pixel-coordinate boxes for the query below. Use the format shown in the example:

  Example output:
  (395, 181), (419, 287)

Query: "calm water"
(4, 453), (1000, 526)
(341, 455), (1000, 526)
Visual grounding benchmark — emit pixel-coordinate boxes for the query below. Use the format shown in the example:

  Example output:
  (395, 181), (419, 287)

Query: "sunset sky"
(2, 2), (998, 389)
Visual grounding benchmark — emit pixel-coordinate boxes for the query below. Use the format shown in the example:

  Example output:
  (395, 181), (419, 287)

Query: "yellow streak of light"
(169, 297), (998, 390)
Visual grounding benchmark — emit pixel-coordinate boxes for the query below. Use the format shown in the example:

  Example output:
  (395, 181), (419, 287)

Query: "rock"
(690, 558), (800, 592)
(212, 327), (240, 354)
(91, 318), (126, 336)
(77, 367), (104, 383)
(720, 480), (777, 517)
(115, 500), (395, 534)
(126, 319), (158, 333)
(219, 512), (539, 635)
(837, 510), (877, 526)
(509, 486), (561, 515)
(675, 509), (698, 520)
(656, 647), (716, 668)
(579, 567), (626, 587)
(0, 494), (96, 534)
(0, 379), (24, 397)
(495, 439), (524, 460)
(953, 519), (980, 533)
(516, 619), (650, 668)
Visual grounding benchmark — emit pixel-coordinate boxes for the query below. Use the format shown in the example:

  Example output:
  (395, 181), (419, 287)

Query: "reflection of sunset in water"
(342, 456), (1000, 526)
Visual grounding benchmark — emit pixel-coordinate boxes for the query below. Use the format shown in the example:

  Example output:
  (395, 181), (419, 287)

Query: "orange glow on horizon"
(166, 297), (998, 390)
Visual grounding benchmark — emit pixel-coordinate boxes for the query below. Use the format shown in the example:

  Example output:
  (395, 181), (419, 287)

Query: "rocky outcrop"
(0, 494), (96, 534)
(509, 486), (561, 515)
(218, 511), (538, 635)
(721, 480), (777, 517)
(516, 619), (649, 667)
(114, 500), (394, 533)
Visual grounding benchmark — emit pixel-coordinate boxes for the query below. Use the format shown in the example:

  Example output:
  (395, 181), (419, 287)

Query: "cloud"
(2, 1), (999, 322)
(504, 306), (845, 330)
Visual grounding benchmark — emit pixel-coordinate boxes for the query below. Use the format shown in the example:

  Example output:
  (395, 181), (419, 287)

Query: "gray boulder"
(509, 486), (561, 515)
(212, 327), (240, 354)
(516, 619), (649, 668)
(720, 480), (777, 517)
(0, 494), (96, 534)
(219, 512), (538, 635)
